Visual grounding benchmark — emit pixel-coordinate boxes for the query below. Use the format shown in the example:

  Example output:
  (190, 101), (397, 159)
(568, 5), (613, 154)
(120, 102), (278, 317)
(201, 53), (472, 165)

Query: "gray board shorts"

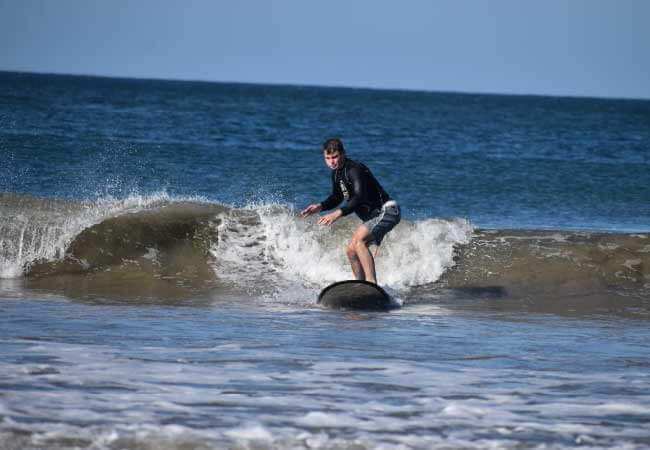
(363, 200), (401, 245)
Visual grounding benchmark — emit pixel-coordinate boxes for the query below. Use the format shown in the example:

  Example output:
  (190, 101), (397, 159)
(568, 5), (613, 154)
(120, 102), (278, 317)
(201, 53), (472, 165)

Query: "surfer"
(301, 138), (401, 284)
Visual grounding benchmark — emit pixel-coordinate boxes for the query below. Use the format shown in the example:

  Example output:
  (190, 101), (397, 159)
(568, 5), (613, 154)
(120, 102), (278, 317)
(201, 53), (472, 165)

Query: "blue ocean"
(1, 71), (649, 449)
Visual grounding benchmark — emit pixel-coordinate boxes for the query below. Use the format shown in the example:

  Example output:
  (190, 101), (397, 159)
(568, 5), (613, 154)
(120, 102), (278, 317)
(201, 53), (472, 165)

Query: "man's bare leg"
(348, 226), (377, 284)
(346, 240), (365, 281)
(347, 254), (365, 281)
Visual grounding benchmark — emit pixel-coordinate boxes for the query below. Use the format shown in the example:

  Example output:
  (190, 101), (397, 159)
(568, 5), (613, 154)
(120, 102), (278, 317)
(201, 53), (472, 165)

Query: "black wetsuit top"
(320, 158), (391, 221)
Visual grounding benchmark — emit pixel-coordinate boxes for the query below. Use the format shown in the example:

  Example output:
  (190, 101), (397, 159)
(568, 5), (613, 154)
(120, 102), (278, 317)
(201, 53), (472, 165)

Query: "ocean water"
(1, 71), (650, 449)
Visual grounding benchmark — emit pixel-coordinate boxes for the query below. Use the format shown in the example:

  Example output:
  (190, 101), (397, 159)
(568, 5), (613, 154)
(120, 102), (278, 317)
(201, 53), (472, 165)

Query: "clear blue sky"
(2, 0), (649, 99)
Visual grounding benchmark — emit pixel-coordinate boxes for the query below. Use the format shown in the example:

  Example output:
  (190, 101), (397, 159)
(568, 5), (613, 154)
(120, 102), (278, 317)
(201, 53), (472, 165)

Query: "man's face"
(324, 150), (344, 170)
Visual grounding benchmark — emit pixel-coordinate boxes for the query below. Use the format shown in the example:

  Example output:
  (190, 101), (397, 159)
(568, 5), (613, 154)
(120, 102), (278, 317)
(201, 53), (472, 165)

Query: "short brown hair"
(322, 138), (345, 155)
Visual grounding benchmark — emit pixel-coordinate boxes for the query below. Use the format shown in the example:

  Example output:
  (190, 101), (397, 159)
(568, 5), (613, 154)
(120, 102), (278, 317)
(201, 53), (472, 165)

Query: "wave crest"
(2, 193), (648, 303)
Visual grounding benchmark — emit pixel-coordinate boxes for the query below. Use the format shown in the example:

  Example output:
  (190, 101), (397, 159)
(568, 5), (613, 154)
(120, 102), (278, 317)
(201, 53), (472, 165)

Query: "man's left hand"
(318, 209), (342, 226)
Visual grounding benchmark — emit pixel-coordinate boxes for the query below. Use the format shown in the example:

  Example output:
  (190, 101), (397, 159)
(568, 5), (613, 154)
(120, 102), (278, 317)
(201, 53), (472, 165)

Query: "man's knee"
(354, 234), (374, 252)
(346, 239), (358, 259)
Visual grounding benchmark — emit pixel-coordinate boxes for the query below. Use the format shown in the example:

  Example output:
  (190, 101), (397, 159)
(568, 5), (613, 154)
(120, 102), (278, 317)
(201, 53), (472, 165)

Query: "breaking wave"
(1, 193), (648, 303)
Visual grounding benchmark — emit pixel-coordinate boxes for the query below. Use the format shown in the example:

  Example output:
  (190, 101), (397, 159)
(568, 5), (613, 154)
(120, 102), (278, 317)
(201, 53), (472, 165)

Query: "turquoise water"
(1, 71), (650, 449)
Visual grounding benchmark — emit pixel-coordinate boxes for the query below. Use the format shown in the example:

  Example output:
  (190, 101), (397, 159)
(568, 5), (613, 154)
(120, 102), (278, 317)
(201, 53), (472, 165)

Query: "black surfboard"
(318, 280), (392, 311)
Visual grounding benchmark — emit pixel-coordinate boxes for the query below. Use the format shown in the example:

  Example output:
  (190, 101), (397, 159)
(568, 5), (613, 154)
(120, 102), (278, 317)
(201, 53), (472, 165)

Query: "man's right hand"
(301, 203), (322, 218)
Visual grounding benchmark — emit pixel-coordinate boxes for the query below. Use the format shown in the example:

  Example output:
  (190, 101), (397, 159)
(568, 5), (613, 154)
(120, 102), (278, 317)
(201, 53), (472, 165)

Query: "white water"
(1, 194), (474, 296)
(255, 205), (474, 290)
(209, 202), (474, 295)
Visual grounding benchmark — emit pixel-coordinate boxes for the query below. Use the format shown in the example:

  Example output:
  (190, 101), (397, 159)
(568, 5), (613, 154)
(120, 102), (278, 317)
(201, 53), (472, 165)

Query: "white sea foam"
(224, 423), (274, 442)
(595, 403), (650, 414)
(256, 204), (350, 285)
(2, 334), (649, 450)
(441, 403), (489, 418)
(254, 204), (474, 290)
(3, 194), (474, 295)
(298, 411), (356, 428)
(376, 217), (473, 288)
(623, 259), (642, 270)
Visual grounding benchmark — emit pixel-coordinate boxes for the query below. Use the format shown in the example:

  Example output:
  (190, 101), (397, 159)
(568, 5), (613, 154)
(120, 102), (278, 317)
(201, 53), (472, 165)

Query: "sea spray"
(256, 204), (350, 285)
(255, 204), (474, 290)
(5, 194), (647, 303)
(0, 192), (209, 278)
(1, 196), (90, 278)
(377, 217), (474, 288)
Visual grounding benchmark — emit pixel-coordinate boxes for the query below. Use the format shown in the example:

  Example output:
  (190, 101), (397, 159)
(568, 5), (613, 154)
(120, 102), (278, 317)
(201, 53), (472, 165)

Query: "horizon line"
(2, 68), (649, 103)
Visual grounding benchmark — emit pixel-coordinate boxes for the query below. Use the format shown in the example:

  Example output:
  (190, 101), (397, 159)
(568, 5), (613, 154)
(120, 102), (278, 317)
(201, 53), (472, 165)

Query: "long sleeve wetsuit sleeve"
(320, 171), (343, 211)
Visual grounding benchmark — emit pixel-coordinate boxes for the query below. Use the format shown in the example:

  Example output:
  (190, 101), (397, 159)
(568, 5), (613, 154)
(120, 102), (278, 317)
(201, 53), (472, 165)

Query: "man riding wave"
(302, 138), (401, 284)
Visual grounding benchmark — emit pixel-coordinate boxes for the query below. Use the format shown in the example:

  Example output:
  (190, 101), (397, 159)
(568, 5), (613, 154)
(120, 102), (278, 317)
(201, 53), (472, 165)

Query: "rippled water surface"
(1, 72), (649, 448)
(2, 292), (650, 449)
